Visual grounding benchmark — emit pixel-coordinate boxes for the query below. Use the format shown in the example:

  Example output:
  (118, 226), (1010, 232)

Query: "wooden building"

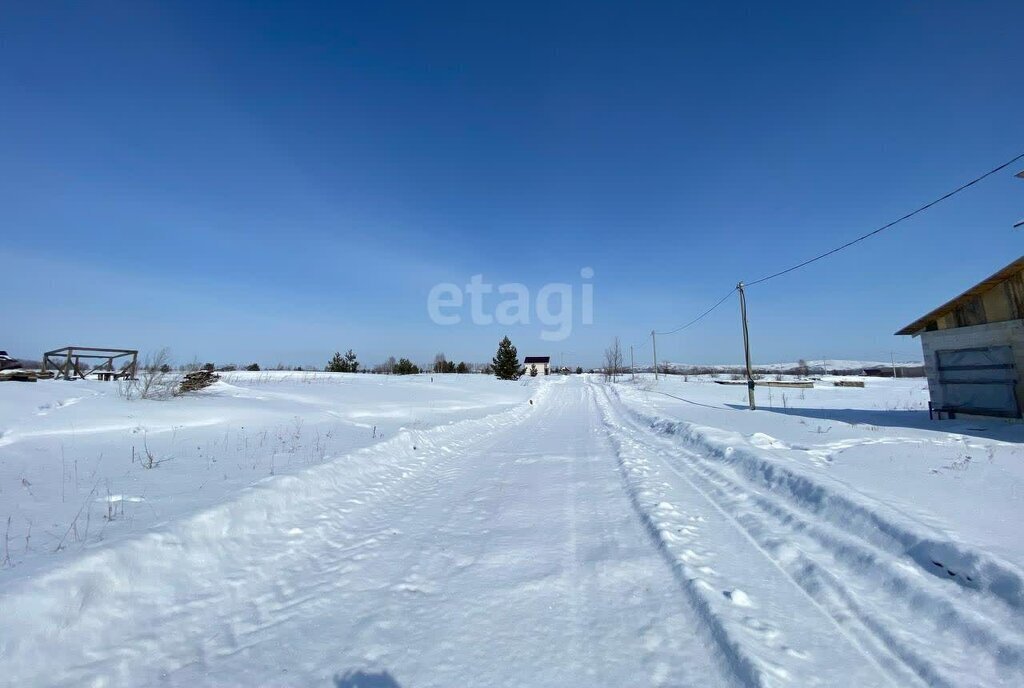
(896, 256), (1024, 418)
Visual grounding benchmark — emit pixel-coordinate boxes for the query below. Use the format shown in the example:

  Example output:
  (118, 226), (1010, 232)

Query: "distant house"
(523, 356), (551, 376)
(0, 350), (18, 371)
(896, 256), (1024, 418)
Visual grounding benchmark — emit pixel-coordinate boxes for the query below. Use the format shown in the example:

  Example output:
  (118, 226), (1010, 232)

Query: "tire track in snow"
(0, 377), (731, 687)
(0, 389), (552, 686)
(597, 381), (1024, 687)
(596, 388), (848, 686)
(569, 385), (761, 688)
(614, 388), (1024, 657)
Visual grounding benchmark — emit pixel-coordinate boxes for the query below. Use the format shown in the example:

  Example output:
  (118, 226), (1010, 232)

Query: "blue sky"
(2, 1), (1022, 369)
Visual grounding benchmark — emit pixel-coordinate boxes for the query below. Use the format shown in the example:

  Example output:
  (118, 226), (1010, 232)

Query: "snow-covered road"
(2, 376), (1021, 687)
(596, 383), (1024, 688)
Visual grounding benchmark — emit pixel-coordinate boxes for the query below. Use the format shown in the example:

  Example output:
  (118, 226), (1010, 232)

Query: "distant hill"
(647, 359), (925, 377)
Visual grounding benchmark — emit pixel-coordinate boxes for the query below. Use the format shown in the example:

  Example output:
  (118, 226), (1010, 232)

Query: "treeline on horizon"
(145, 337), (579, 378)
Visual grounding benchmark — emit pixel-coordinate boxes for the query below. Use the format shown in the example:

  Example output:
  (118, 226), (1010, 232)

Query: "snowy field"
(1, 372), (1022, 687)
(0, 372), (535, 579)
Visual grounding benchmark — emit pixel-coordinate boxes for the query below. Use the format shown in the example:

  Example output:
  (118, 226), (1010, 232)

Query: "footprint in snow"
(723, 589), (753, 607)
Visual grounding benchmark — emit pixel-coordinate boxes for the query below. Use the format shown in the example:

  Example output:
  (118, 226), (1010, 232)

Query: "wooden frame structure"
(42, 346), (138, 381)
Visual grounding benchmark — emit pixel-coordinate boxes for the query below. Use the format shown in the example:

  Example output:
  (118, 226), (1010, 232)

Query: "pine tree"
(344, 349), (359, 373)
(326, 351), (347, 372)
(492, 336), (521, 380)
(246, 363), (260, 371)
(394, 357), (419, 375)
(456, 361), (468, 374)
(529, 364), (538, 377)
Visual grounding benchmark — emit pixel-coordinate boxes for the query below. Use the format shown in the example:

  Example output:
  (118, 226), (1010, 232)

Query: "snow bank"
(600, 382), (1024, 686)
(0, 379), (552, 684)
(0, 372), (537, 582)
(610, 386), (1024, 611)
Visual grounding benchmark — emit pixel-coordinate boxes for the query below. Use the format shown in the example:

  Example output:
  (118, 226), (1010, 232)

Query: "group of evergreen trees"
(325, 349), (359, 373)
(432, 353), (471, 374)
(317, 338), (583, 380)
(393, 358), (419, 375)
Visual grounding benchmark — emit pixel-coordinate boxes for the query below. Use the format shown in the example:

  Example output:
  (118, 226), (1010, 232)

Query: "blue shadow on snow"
(333, 669), (402, 688)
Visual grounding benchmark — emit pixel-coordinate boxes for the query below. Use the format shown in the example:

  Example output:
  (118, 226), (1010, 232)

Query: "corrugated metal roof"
(895, 255), (1024, 335)
(523, 356), (550, 363)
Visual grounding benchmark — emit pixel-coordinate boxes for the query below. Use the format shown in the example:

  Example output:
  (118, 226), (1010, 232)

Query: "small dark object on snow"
(178, 369), (220, 394)
(0, 370), (39, 382)
(529, 399), (533, 405)
(334, 669), (402, 688)
(0, 350), (21, 371)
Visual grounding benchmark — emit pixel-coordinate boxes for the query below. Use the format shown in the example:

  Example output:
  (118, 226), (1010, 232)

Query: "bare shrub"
(136, 432), (171, 469)
(603, 337), (623, 382)
(116, 377), (138, 400)
(140, 348), (176, 399)
(2, 516), (12, 568)
(118, 348), (176, 400)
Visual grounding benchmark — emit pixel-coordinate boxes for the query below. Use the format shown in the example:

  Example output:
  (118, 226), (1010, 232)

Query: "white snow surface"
(0, 371), (533, 580)
(1, 372), (1022, 687)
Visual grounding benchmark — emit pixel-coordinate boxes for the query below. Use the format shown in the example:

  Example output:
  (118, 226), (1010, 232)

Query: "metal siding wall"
(919, 320), (1024, 417)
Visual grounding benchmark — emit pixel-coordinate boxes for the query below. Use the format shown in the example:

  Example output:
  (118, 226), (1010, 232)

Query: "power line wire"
(745, 150), (1024, 287)
(654, 288), (737, 335)
(636, 149), (1023, 351)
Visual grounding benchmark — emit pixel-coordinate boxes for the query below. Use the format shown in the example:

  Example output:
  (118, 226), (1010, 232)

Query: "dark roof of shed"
(895, 255), (1024, 336)
(523, 356), (550, 363)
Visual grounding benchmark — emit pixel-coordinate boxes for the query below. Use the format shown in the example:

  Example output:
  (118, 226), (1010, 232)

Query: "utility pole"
(651, 330), (659, 380)
(737, 282), (755, 410)
(1015, 169), (1023, 228)
(630, 345), (635, 381)
(891, 351), (897, 379)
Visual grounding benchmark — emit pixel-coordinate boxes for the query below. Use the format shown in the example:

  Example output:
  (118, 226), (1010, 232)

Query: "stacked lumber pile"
(0, 370), (45, 382)
(760, 380), (814, 389)
(177, 369), (220, 394)
(0, 370), (37, 382)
